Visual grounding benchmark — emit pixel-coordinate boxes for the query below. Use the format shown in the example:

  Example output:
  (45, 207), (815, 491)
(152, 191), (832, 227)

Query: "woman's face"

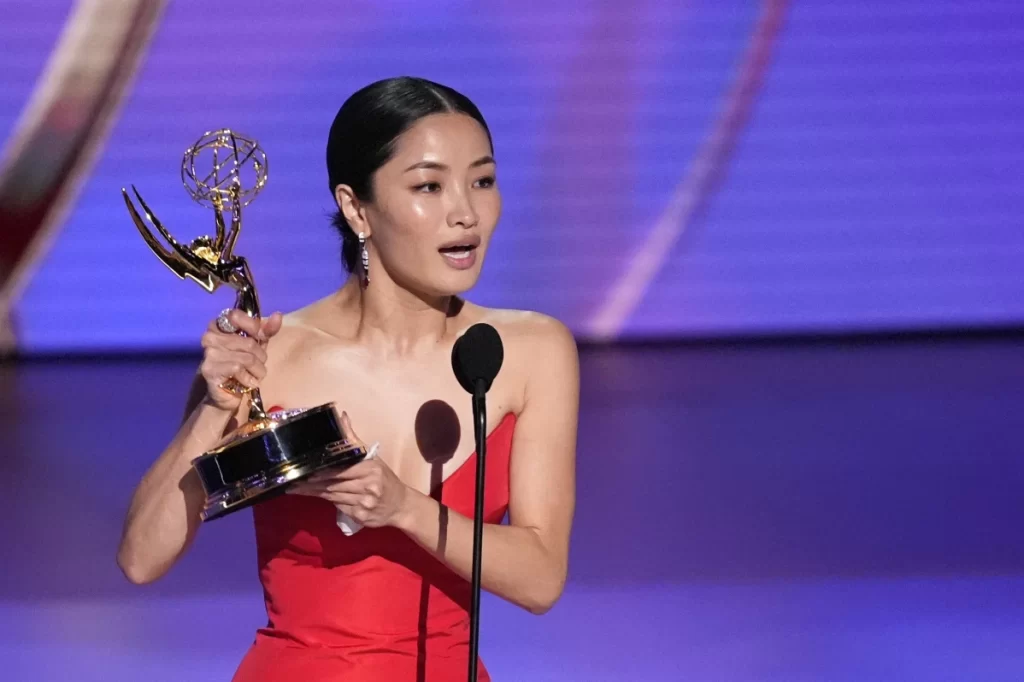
(359, 113), (501, 298)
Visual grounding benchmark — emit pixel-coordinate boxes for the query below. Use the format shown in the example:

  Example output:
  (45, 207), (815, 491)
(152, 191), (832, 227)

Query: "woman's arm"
(398, 319), (578, 613)
(293, 316), (579, 614)
(115, 374), (237, 584)
(116, 310), (282, 584)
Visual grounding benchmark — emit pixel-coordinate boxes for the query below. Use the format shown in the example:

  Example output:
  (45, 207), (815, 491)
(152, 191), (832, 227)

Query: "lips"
(439, 240), (479, 270)
(438, 235), (481, 252)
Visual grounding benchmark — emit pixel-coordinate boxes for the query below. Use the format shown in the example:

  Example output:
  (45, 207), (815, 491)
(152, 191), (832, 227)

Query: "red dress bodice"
(231, 411), (517, 682)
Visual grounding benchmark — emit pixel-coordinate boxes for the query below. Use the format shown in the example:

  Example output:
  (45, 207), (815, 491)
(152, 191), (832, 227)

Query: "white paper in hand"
(336, 442), (379, 536)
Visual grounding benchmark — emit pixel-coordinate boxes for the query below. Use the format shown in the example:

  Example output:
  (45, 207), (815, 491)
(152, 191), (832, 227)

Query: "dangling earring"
(358, 232), (370, 286)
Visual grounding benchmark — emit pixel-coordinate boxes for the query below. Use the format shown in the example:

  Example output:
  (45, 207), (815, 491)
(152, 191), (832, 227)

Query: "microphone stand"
(468, 378), (487, 682)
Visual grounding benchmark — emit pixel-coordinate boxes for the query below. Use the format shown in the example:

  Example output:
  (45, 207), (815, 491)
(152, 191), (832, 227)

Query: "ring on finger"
(216, 308), (238, 335)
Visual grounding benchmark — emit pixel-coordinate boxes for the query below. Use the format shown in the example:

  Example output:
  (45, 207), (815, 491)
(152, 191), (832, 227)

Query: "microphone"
(451, 323), (503, 682)
(452, 322), (503, 396)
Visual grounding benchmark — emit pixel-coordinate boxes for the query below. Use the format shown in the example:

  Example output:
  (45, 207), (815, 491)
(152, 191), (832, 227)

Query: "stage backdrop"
(1, 0), (1022, 352)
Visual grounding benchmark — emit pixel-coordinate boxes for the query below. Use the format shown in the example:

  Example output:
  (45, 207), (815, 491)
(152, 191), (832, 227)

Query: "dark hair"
(326, 76), (493, 272)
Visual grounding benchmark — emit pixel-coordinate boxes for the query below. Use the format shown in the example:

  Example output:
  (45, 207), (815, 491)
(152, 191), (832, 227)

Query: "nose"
(446, 186), (478, 229)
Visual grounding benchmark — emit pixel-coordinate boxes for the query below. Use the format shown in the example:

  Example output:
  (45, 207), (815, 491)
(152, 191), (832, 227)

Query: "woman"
(116, 76), (579, 681)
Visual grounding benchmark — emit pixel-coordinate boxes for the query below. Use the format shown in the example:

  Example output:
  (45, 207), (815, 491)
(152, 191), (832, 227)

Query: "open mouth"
(439, 242), (479, 269)
(439, 244), (477, 259)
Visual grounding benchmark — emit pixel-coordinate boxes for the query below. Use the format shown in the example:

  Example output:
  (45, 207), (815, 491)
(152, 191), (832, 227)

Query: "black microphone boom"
(450, 323), (503, 682)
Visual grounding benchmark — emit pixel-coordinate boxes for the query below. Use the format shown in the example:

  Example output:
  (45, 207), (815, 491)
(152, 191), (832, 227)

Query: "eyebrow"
(403, 155), (496, 172)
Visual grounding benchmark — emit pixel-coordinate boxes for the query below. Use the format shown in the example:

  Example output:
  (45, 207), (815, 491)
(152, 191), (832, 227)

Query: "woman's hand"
(200, 309), (284, 412)
(287, 413), (411, 529)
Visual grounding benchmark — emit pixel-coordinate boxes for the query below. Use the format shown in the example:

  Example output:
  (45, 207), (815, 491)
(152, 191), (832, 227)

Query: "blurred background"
(1, 1), (1023, 680)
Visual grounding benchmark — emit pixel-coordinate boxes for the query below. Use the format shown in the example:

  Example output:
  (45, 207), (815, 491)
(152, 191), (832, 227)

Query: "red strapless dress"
(231, 411), (517, 682)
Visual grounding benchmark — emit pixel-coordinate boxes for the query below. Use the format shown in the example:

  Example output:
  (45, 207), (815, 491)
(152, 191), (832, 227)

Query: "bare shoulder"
(280, 298), (334, 334)
(267, 298), (341, 355)
(256, 297), (353, 393)
(487, 308), (574, 352)
(461, 304), (579, 393)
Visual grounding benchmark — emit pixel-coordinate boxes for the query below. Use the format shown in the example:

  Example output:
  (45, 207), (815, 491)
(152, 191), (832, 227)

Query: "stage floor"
(3, 335), (1023, 681)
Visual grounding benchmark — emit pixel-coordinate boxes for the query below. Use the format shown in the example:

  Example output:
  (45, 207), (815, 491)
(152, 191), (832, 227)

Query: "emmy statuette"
(122, 129), (366, 521)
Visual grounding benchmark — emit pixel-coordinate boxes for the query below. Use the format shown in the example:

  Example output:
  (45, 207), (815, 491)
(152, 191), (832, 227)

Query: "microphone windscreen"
(451, 323), (504, 394)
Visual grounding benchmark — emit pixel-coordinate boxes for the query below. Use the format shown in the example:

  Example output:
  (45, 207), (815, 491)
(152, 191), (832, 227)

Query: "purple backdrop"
(2, 1), (1023, 352)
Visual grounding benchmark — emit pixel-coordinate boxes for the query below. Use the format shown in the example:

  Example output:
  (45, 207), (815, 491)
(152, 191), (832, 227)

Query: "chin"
(441, 274), (482, 296)
(431, 267), (483, 297)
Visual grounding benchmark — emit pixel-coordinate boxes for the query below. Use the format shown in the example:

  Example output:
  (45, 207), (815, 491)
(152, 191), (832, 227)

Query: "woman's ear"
(335, 184), (370, 238)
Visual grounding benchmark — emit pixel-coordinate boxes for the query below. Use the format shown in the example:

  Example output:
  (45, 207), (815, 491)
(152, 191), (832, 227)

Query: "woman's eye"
(414, 182), (441, 193)
(475, 176), (496, 189)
